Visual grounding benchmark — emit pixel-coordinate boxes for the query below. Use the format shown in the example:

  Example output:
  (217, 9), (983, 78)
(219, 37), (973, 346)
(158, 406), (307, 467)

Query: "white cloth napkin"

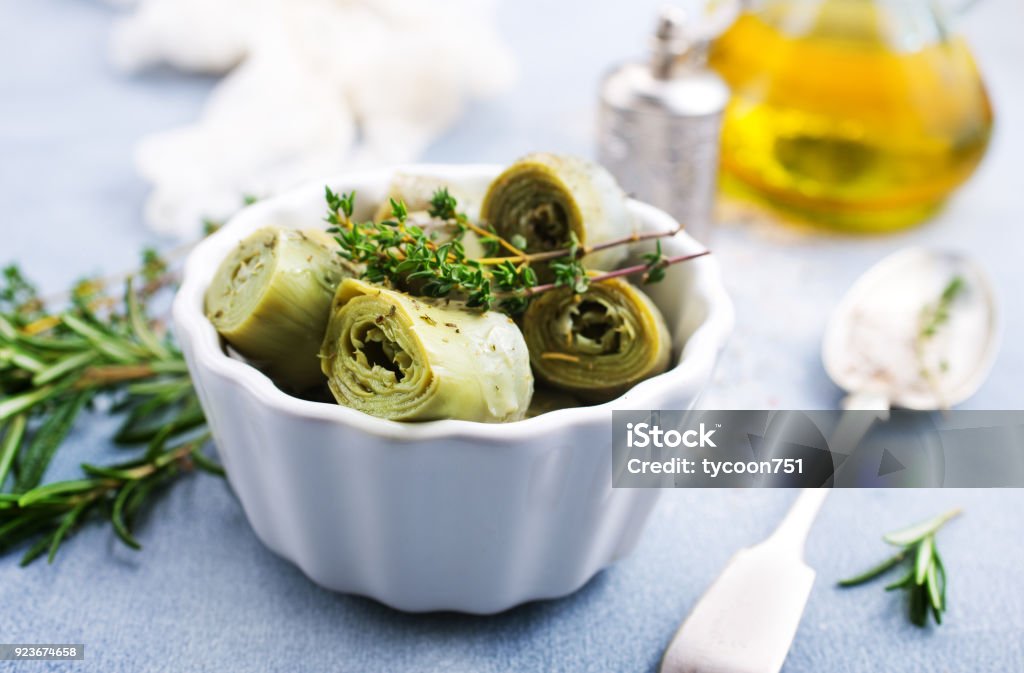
(108, 0), (516, 237)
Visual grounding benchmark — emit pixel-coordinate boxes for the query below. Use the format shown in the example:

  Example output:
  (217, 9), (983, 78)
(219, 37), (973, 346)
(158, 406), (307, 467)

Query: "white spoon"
(659, 489), (826, 673)
(660, 249), (999, 673)
(822, 247), (1000, 411)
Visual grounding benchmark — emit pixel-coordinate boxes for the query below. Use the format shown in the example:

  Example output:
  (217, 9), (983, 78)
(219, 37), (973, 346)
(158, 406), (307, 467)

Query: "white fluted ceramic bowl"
(172, 165), (733, 614)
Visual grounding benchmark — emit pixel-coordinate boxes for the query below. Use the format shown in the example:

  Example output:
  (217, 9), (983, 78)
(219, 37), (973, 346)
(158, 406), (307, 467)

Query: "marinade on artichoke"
(320, 278), (533, 422)
(205, 227), (355, 391)
(521, 277), (671, 401)
(481, 153), (634, 273)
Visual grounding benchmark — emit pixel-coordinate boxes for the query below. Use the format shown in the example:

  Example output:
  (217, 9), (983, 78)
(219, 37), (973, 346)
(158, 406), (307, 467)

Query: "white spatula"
(659, 489), (828, 673)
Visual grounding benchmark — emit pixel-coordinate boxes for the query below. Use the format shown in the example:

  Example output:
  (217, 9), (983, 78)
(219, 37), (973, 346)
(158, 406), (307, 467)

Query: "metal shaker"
(597, 7), (729, 242)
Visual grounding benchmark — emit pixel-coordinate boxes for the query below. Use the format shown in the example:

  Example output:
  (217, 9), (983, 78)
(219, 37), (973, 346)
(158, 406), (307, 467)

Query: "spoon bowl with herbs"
(823, 247), (1000, 411)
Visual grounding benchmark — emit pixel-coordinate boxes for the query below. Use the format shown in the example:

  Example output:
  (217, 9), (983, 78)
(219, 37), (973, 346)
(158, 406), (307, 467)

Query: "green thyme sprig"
(839, 508), (961, 626)
(324, 187), (708, 312)
(426, 187), (460, 221)
(641, 241), (670, 284)
(327, 189), (518, 310)
(919, 276), (966, 341)
(916, 275), (966, 377)
(914, 275), (967, 404)
(0, 252), (221, 566)
(549, 233), (589, 294)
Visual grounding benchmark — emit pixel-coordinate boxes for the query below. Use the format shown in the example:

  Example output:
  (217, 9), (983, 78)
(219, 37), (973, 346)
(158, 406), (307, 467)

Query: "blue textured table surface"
(2, 1), (1023, 671)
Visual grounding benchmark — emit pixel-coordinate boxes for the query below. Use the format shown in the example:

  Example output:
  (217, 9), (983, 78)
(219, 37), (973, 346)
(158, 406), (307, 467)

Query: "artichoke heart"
(481, 153), (634, 273)
(205, 227), (355, 391)
(321, 278), (533, 422)
(522, 278), (671, 401)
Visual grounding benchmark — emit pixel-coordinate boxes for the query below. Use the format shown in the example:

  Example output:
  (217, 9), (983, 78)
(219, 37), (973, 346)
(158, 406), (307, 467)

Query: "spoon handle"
(766, 489), (828, 557)
(840, 390), (891, 411)
(831, 396), (891, 485)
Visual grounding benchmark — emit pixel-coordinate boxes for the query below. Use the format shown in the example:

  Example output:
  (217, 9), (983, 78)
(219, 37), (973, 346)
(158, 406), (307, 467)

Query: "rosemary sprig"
(839, 508), (961, 626)
(325, 187), (705, 313)
(0, 252), (221, 566)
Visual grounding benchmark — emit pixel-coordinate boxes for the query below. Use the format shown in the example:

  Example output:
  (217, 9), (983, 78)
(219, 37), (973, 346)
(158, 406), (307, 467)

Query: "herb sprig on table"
(839, 508), (961, 627)
(325, 187), (710, 313)
(0, 253), (220, 566)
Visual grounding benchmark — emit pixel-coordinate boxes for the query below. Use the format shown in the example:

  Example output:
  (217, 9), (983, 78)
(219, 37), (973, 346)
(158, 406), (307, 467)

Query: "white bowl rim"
(172, 164), (735, 443)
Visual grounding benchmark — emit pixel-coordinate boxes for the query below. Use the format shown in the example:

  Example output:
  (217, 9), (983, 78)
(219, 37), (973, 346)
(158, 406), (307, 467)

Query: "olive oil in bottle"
(709, 0), (993, 231)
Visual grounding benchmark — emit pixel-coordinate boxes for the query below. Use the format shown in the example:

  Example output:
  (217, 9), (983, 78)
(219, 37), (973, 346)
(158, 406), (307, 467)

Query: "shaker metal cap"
(600, 5), (730, 118)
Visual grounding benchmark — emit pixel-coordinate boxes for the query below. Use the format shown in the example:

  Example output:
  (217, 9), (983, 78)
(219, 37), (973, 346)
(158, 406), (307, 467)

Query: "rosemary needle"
(839, 508), (961, 627)
(0, 250), (222, 566)
(836, 549), (906, 587)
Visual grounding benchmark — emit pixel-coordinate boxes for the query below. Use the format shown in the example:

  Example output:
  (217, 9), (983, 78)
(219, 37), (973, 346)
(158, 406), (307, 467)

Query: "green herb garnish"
(0, 251), (221, 566)
(839, 508), (961, 626)
(915, 275), (967, 401)
(919, 275), (966, 341)
(324, 187), (709, 313)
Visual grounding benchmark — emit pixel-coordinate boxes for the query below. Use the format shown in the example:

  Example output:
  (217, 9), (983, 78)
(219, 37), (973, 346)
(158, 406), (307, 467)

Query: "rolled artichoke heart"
(522, 278), (671, 401)
(205, 227), (356, 391)
(321, 278), (534, 422)
(481, 153), (634, 273)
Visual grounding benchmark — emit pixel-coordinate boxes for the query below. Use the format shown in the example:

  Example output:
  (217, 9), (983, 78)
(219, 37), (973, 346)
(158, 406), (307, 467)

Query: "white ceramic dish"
(172, 164), (734, 613)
